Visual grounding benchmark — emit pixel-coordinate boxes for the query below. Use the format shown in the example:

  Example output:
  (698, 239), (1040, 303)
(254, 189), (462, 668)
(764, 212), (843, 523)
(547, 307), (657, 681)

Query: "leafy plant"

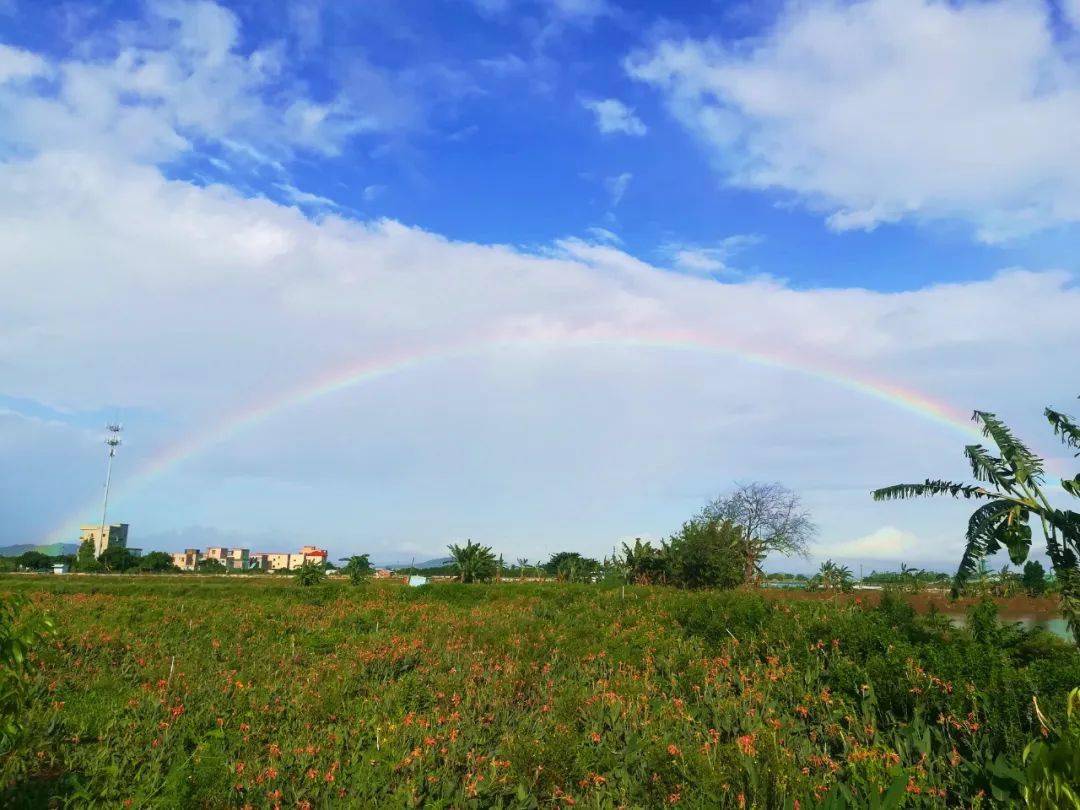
(447, 539), (497, 583)
(809, 559), (854, 592)
(1023, 560), (1049, 597)
(295, 560), (327, 587)
(873, 402), (1080, 643)
(0, 594), (53, 753)
(340, 554), (373, 586)
(662, 518), (746, 589)
(1023, 688), (1080, 808)
(544, 552), (600, 583)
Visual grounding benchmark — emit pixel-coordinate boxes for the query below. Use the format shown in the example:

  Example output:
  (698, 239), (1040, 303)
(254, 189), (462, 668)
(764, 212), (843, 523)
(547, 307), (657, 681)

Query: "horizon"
(2, 0), (1079, 572)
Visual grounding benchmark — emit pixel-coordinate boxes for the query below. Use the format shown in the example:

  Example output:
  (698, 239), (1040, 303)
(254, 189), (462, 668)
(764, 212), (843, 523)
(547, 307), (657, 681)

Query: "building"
(250, 547), (329, 572)
(373, 568), (394, 579)
(79, 524), (129, 557)
(170, 545), (330, 573)
(52, 562), (69, 575)
(171, 549), (200, 571)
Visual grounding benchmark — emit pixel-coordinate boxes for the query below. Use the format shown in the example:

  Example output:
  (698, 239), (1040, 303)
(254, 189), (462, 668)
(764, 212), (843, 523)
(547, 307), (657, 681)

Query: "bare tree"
(702, 482), (815, 581)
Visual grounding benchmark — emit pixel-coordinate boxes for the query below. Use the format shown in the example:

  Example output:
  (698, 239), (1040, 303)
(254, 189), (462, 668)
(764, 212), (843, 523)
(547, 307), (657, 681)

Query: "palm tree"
(815, 559), (853, 591)
(516, 558), (528, 580)
(447, 539), (497, 584)
(873, 403), (1080, 643)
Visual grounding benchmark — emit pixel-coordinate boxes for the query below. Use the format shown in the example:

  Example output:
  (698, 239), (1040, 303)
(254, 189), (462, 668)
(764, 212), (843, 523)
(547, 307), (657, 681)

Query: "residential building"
(167, 544), (330, 573)
(79, 524), (129, 557)
(171, 549), (200, 571)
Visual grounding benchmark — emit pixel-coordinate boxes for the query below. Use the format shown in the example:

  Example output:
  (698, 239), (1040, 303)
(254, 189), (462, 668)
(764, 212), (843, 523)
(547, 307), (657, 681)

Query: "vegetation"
(1023, 561), (1049, 597)
(448, 539), (498, 583)
(1023, 687), (1080, 808)
(808, 559), (854, 592)
(873, 402), (1080, 643)
(295, 560), (327, 587)
(701, 482), (815, 582)
(0, 594), (52, 753)
(341, 554), (374, 585)
(0, 576), (1076, 807)
(544, 552), (600, 583)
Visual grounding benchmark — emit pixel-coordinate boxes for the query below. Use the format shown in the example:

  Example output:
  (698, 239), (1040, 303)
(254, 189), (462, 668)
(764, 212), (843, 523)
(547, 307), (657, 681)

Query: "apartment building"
(171, 548), (200, 571)
(172, 545), (328, 573)
(80, 523), (129, 557)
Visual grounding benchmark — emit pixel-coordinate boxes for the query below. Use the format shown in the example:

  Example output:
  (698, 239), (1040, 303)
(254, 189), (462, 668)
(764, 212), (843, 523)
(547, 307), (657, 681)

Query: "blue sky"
(1, 0), (1079, 569)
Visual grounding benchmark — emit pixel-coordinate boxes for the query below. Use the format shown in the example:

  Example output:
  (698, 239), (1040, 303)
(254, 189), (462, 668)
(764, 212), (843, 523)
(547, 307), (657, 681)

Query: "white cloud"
(362, 184), (386, 202)
(628, 0), (1080, 240)
(582, 97), (647, 136)
(604, 171), (633, 206)
(0, 1), (403, 165)
(662, 234), (761, 276)
(2, 0), (1079, 562)
(815, 526), (920, 560)
(274, 183), (340, 209)
(0, 43), (47, 84)
(2, 147), (1079, 556)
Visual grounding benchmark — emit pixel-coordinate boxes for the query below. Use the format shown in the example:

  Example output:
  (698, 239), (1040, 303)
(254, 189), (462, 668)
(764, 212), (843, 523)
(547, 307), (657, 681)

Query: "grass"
(1, 575), (1077, 807)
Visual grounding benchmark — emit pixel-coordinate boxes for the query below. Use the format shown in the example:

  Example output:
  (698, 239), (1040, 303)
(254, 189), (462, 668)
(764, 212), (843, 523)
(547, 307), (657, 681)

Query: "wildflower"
(736, 734), (757, 757)
(667, 744), (681, 757)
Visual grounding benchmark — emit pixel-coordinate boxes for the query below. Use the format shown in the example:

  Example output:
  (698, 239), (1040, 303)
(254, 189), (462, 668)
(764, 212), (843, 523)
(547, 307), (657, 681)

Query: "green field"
(2, 575), (1078, 807)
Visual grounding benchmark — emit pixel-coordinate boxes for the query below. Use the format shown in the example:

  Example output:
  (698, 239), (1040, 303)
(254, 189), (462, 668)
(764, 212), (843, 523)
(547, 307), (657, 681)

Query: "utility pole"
(98, 424), (122, 556)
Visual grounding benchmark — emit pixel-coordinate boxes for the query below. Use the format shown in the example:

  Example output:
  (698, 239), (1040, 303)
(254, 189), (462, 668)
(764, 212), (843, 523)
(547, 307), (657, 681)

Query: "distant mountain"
(0, 542), (79, 558)
(374, 556), (454, 570)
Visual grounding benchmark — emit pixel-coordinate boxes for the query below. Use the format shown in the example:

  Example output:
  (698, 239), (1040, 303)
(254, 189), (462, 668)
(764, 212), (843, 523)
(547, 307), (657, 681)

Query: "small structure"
(52, 562), (69, 575)
(407, 575), (428, 587)
(373, 568), (394, 579)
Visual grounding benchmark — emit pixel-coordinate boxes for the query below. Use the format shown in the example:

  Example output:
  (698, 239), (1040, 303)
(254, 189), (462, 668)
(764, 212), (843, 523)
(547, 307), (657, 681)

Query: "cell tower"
(99, 423), (123, 548)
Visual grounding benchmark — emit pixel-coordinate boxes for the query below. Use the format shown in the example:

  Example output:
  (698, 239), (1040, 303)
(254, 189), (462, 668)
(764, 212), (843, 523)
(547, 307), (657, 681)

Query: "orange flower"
(667, 744), (681, 757)
(736, 734), (757, 757)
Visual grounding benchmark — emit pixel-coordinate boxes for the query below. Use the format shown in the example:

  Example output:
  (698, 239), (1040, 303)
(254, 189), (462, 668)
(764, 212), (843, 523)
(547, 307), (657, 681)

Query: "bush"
(295, 561), (327, 587)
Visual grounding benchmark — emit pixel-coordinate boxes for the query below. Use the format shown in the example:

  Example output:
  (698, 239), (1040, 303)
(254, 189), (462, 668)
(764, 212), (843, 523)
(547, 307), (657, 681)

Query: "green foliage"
(136, 551), (179, 573)
(808, 559), (854, 592)
(1023, 560), (1049, 597)
(341, 554), (373, 585)
(662, 518), (746, 589)
(13, 552), (52, 571)
(0, 576), (1077, 806)
(294, 560), (327, 587)
(701, 481), (815, 581)
(447, 539), (497, 583)
(0, 594), (53, 753)
(1023, 688), (1080, 809)
(872, 398), (1080, 643)
(618, 538), (668, 585)
(196, 558), (226, 574)
(74, 540), (101, 573)
(544, 552), (600, 583)
(98, 545), (138, 573)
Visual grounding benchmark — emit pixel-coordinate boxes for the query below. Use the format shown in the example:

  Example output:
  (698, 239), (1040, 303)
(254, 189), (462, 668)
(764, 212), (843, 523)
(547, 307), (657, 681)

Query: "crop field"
(1, 575), (1078, 808)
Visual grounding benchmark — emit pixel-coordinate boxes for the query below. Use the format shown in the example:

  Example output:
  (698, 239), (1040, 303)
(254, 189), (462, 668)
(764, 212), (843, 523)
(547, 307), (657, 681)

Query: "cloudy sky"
(1, 0), (1078, 570)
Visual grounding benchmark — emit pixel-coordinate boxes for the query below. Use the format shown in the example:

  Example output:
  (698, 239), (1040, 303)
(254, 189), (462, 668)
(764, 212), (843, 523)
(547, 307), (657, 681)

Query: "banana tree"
(447, 539), (497, 583)
(873, 403), (1080, 643)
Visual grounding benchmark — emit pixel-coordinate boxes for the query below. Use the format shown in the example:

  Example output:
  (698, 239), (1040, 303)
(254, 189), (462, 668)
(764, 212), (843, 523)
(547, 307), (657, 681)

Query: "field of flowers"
(1, 575), (1078, 808)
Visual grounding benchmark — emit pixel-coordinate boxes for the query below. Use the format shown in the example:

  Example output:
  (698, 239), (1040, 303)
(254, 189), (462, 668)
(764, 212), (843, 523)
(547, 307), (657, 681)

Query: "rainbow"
(48, 329), (980, 540)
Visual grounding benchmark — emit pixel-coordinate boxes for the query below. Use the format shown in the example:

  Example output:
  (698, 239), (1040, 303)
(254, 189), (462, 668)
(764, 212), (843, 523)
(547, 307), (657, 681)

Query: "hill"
(374, 556), (454, 570)
(0, 542), (78, 558)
